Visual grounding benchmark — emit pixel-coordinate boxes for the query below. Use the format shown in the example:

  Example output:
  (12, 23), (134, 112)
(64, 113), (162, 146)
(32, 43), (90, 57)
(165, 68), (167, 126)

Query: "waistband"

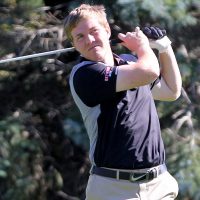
(90, 164), (167, 182)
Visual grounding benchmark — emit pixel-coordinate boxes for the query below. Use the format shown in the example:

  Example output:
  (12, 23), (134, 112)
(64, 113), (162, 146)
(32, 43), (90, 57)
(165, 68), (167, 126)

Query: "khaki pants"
(85, 171), (178, 200)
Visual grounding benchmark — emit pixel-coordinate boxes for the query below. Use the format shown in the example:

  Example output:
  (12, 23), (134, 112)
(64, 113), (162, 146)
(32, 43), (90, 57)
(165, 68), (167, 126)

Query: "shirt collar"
(79, 53), (127, 66)
(113, 53), (127, 65)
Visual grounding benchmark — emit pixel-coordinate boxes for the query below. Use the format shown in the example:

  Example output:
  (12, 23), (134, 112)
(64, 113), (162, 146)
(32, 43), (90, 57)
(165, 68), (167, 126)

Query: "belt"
(90, 164), (167, 182)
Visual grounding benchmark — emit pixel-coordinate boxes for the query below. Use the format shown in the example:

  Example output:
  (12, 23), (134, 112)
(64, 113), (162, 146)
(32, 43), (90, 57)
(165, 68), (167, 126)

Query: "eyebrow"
(75, 33), (83, 39)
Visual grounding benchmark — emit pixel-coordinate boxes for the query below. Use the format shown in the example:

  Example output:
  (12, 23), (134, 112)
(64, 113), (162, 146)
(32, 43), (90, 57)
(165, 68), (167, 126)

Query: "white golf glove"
(149, 36), (172, 53)
(142, 26), (172, 53)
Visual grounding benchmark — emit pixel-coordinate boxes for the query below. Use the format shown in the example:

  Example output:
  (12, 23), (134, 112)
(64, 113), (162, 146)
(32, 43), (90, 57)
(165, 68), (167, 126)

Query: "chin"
(86, 54), (104, 62)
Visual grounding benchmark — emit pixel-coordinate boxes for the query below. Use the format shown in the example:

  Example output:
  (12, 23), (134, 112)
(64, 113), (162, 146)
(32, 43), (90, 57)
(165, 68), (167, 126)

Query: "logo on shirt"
(104, 66), (113, 81)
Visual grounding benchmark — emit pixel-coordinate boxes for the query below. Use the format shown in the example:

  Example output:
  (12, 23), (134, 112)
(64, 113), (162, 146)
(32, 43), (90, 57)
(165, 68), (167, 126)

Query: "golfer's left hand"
(142, 26), (171, 53)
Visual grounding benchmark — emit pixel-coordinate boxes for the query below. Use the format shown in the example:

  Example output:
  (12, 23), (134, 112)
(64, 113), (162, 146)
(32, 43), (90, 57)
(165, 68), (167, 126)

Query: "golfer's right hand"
(118, 27), (150, 52)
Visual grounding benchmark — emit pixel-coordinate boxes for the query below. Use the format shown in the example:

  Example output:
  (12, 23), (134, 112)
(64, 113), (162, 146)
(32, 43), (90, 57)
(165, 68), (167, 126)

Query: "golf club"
(0, 27), (166, 64)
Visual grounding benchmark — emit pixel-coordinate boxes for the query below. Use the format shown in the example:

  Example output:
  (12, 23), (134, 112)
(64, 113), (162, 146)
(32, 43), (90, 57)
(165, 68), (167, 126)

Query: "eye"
(91, 28), (99, 34)
(76, 34), (84, 42)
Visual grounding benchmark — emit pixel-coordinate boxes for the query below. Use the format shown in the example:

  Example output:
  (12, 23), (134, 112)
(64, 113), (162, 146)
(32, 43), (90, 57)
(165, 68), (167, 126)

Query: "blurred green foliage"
(0, 0), (200, 199)
(0, 116), (57, 200)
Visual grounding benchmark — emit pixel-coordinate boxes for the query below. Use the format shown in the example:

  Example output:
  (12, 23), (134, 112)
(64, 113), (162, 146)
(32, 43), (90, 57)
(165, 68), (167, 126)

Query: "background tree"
(0, 0), (199, 199)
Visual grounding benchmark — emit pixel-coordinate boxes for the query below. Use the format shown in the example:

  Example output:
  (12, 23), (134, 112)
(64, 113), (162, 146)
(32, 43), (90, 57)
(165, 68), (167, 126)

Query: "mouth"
(88, 45), (101, 51)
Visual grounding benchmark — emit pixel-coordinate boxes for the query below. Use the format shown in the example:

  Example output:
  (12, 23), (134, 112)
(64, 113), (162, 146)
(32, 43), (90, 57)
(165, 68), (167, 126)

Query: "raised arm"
(116, 27), (160, 92)
(144, 27), (182, 101)
(154, 46), (182, 100)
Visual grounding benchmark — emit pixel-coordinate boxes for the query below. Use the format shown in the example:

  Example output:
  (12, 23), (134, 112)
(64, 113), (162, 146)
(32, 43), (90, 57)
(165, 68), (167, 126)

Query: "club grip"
(110, 27), (167, 45)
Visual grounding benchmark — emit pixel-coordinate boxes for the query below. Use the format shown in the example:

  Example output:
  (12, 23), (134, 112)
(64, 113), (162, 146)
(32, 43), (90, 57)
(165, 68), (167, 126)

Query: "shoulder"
(71, 61), (107, 81)
(70, 61), (117, 107)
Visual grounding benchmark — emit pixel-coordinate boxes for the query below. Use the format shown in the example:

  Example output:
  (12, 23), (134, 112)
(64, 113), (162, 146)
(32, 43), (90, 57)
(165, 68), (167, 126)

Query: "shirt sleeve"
(73, 63), (117, 107)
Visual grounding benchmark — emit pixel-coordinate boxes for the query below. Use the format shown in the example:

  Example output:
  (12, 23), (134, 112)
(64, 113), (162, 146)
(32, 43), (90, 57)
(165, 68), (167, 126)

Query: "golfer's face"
(71, 17), (111, 62)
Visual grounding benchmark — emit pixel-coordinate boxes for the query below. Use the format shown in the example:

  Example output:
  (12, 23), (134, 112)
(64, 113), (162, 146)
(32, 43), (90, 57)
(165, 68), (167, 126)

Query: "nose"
(85, 34), (95, 44)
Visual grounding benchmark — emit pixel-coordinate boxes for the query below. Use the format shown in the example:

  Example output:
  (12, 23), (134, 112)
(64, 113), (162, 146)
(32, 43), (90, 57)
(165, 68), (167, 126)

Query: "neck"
(101, 50), (114, 66)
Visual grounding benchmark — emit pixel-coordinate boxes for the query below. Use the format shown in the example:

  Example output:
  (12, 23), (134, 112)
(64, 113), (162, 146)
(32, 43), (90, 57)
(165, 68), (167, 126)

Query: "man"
(64, 3), (182, 200)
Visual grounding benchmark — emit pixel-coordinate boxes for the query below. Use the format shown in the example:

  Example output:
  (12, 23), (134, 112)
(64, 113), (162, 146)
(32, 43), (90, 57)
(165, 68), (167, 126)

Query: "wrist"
(136, 44), (152, 55)
(159, 42), (172, 53)
(150, 36), (172, 53)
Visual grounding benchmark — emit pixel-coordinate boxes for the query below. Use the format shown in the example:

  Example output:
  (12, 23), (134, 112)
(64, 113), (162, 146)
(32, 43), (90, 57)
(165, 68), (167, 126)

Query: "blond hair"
(64, 4), (109, 42)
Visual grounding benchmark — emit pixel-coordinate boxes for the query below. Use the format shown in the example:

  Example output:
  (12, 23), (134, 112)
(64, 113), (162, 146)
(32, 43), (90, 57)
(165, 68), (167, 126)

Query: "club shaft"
(0, 47), (75, 64)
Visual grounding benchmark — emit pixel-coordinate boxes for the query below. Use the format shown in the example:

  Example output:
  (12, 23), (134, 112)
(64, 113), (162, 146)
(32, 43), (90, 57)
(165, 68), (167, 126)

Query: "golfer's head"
(63, 4), (113, 63)
(64, 4), (110, 43)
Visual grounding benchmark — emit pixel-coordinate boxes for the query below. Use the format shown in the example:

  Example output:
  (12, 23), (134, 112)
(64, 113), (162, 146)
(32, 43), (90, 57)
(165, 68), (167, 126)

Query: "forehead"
(71, 17), (103, 36)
